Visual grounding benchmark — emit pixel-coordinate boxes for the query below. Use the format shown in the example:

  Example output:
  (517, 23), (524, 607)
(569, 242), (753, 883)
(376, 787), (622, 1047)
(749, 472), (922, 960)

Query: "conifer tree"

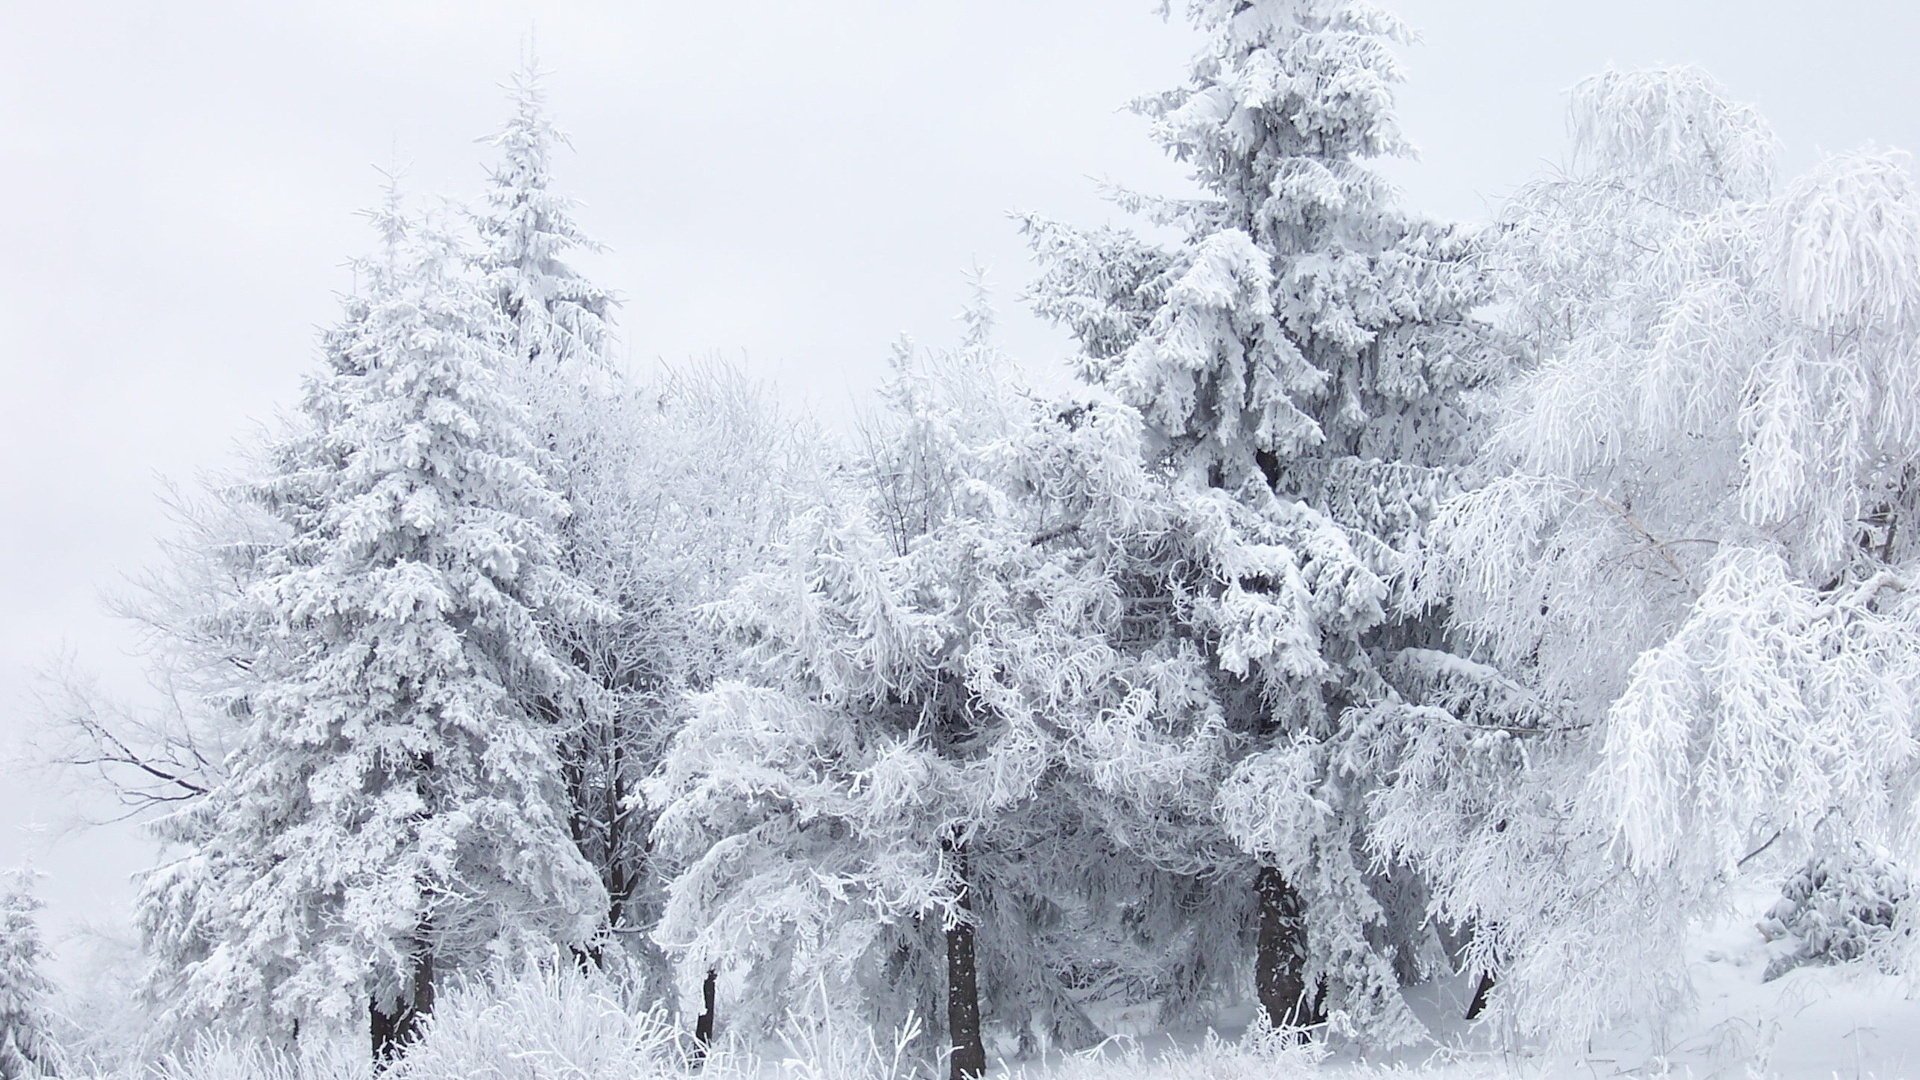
(1023, 0), (1502, 1041)
(473, 60), (640, 971)
(648, 299), (1116, 1071)
(0, 871), (56, 1080)
(646, 325), (1059, 1077)
(138, 190), (606, 1057)
(471, 67), (817, 1015)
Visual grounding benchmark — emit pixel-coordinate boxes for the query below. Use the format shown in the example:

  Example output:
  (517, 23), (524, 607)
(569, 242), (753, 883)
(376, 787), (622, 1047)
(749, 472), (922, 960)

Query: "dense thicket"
(1374, 66), (1920, 1044)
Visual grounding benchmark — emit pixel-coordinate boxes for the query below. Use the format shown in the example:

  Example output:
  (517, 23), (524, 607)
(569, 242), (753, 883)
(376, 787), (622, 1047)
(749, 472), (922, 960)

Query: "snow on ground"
(997, 885), (1919, 1079)
(63, 944), (1920, 1080)
(40, 878), (1919, 1080)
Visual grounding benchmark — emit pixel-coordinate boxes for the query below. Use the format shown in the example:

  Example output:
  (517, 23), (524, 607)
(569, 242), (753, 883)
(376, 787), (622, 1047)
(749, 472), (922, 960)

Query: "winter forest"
(8, 1), (1920, 1077)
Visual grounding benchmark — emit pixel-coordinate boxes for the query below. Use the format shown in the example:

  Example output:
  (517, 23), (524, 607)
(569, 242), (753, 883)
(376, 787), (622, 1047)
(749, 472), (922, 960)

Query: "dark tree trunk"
(370, 949), (435, 1066)
(370, 1000), (396, 1065)
(1464, 970), (1495, 1020)
(944, 840), (987, 1080)
(1255, 865), (1323, 1031)
(688, 967), (718, 1067)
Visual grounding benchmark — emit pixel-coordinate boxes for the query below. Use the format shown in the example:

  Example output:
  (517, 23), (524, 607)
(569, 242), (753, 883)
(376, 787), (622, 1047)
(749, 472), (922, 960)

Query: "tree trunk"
(689, 967), (718, 1067)
(370, 948), (435, 1066)
(1464, 970), (1495, 1020)
(1255, 865), (1322, 1031)
(944, 840), (987, 1080)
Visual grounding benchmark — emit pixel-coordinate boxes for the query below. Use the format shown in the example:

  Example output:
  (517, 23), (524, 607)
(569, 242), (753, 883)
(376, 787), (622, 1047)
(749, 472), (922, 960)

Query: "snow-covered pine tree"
(0, 871), (56, 1080)
(472, 59), (641, 973)
(138, 188), (606, 1058)
(471, 67), (820, 1015)
(647, 295), (1140, 1071)
(1380, 67), (1920, 1043)
(1021, 0), (1500, 1042)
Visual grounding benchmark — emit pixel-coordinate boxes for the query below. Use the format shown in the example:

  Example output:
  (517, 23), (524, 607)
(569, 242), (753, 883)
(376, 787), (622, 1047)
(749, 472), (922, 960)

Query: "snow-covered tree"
(472, 60), (639, 971)
(1378, 66), (1920, 1044)
(0, 871), (56, 1080)
(138, 190), (606, 1057)
(471, 66), (821, 1007)
(1759, 844), (1913, 981)
(649, 300), (1123, 1070)
(646, 320), (1074, 1077)
(1021, 0), (1500, 1042)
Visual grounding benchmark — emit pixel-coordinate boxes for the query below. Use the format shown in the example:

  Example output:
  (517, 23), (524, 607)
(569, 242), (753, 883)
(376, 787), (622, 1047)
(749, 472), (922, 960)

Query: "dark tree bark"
(370, 948), (435, 1066)
(1464, 970), (1495, 1020)
(1255, 865), (1323, 1031)
(688, 967), (718, 1067)
(944, 839), (987, 1080)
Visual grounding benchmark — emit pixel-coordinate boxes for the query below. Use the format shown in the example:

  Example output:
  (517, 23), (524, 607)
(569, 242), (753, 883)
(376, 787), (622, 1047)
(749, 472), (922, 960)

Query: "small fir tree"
(0, 871), (56, 1080)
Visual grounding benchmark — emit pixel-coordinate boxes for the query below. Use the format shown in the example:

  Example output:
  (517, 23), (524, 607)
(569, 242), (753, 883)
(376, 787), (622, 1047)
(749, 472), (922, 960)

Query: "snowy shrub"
(770, 980), (933, 1080)
(1759, 847), (1913, 980)
(129, 1037), (369, 1080)
(389, 962), (691, 1080)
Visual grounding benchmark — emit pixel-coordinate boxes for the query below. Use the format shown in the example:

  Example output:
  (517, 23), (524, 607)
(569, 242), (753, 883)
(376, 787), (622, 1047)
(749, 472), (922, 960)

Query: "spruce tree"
(1023, 0), (1503, 1041)
(646, 327), (1050, 1075)
(647, 303), (1130, 1071)
(473, 62), (643, 975)
(138, 190), (605, 1057)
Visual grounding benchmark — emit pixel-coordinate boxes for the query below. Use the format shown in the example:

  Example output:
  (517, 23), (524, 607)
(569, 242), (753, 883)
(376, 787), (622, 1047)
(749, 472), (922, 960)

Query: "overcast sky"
(5, 0), (1918, 983)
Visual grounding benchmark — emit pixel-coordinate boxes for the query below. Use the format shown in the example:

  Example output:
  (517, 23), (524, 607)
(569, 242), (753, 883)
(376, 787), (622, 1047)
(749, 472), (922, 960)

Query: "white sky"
(5, 0), (1918, 982)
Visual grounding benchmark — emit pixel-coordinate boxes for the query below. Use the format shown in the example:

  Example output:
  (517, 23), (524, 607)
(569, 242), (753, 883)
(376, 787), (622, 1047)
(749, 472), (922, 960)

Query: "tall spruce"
(471, 69), (821, 1024)
(137, 190), (606, 1057)
(473, 62), (643, 975)
(1023, 0), (1502, 1042)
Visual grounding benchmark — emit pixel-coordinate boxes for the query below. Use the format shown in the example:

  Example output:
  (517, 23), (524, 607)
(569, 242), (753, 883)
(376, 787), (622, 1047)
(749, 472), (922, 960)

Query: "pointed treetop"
(1146, 0), (1415, 201)
(360, 167), (411, 275)
(957, 263), (996, 351)
(477, 60), (616, 376)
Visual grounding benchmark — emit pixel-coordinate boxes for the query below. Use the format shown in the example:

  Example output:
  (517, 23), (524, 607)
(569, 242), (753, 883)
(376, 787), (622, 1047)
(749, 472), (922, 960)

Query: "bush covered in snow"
(1759, 846), (1913, 980)
(385, 963), (693, 1080)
